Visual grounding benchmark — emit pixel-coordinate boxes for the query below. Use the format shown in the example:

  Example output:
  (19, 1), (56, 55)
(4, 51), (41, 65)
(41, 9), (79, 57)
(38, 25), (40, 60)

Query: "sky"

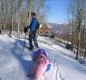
(46, 0), (69, 24)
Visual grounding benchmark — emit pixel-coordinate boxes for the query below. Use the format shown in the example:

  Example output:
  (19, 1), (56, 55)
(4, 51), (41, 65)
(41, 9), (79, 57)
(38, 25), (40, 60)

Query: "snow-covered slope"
(0, 34), (86, 80)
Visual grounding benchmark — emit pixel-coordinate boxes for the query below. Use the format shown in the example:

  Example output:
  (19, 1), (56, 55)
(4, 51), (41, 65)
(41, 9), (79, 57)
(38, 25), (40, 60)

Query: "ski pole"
(23, 33), (26, 51)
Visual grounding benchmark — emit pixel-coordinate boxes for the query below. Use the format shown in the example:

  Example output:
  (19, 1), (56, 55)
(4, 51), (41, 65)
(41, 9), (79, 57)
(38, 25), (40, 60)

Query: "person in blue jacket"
(28, 12), (39, 50)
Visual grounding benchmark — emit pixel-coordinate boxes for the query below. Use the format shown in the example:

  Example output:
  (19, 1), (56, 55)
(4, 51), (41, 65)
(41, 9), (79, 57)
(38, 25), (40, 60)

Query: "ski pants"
(29, 30), (38, 48)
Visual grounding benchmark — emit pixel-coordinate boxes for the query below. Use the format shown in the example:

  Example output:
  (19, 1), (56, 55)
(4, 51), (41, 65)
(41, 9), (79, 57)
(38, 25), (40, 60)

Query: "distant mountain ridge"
(44, 22), (71, 35)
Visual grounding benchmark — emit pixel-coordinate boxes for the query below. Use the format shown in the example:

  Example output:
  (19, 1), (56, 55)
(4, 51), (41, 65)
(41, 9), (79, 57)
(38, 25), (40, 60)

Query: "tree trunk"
(27, 0), (32, 25)
(17, 0), (22, 38)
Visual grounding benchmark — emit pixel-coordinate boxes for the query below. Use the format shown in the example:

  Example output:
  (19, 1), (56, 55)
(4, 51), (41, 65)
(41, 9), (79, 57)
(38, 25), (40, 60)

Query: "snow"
(0, 34), (86, 80)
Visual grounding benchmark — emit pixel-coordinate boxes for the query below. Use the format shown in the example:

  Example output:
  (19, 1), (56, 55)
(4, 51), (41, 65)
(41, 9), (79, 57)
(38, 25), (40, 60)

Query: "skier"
(27, 49), (49, 80)
(24, 12), (39, 50)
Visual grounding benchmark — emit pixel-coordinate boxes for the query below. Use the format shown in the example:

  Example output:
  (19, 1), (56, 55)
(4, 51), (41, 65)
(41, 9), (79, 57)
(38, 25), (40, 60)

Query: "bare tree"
(0, 0), (3, 7)
(17, 0), (22, 38)
(68, 0), (86, 59)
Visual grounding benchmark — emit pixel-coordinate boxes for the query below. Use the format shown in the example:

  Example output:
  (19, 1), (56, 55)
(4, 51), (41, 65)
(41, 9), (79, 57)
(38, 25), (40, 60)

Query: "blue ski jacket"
(28, 17), (38, 32)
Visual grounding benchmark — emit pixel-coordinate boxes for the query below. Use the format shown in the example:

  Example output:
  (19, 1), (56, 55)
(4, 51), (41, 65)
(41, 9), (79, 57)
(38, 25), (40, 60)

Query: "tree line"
(66, 0), (86, 60)
(0, 0), (48, 37)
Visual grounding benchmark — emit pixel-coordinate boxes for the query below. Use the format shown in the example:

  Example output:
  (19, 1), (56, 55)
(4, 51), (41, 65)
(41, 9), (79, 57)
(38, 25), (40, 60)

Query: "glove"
(24, 27), (28, 33)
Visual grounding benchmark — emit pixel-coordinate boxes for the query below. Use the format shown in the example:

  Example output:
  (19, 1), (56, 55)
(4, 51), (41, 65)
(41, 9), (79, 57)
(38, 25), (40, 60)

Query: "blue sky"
(46, 0), (68, 24)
